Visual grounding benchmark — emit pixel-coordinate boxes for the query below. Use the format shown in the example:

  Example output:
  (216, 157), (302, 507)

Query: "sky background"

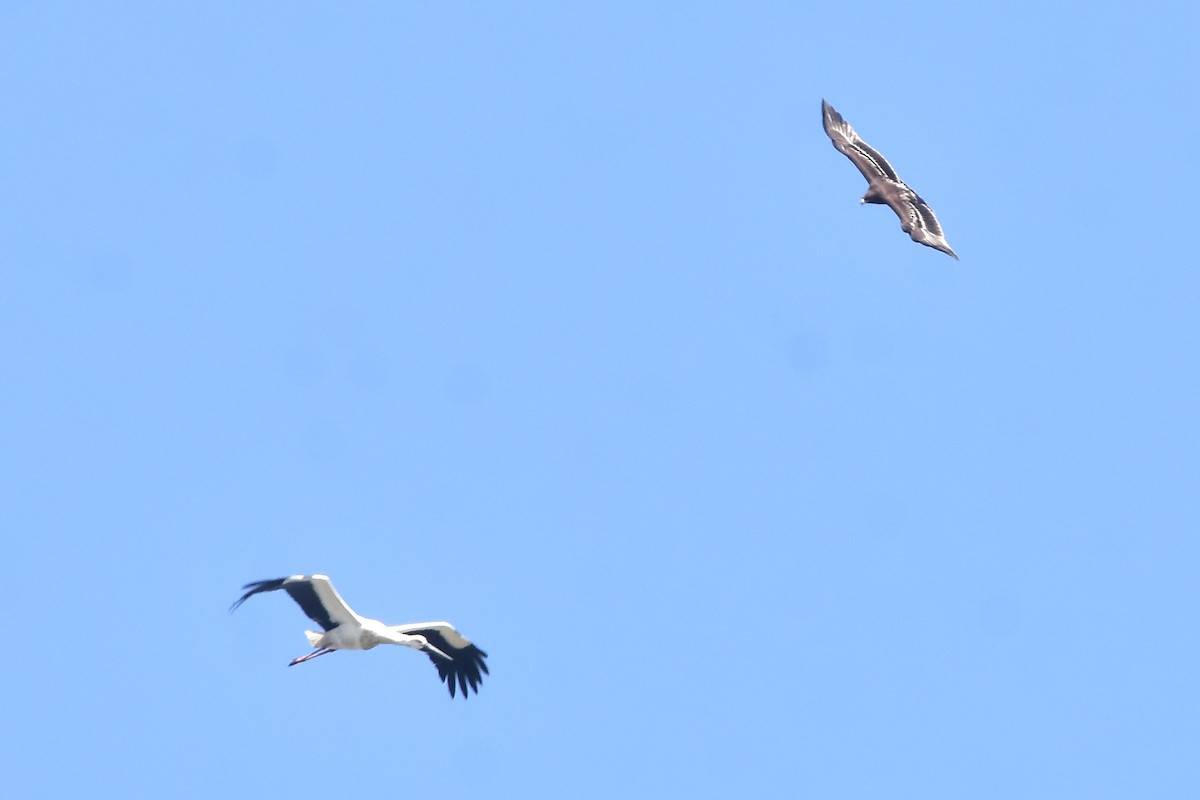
(2, 3), (1198, 798)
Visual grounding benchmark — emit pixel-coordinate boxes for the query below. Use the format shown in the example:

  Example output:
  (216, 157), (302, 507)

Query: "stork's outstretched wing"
(392, 621), (490, 698)
(231, 574), (362, 631)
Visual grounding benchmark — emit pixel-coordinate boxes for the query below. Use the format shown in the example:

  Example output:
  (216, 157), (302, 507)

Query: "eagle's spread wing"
(821, 99), (958, 260)
(821, 99), (900, 184)
(882, 189), (959, 260)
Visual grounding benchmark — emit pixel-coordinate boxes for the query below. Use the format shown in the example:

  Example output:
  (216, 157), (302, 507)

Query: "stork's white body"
(303, 616), (428, 653)
(302, 616), (468, 661)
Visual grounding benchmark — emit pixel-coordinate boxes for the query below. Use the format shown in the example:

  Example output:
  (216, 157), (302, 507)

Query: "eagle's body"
(821, 99), (958, 260)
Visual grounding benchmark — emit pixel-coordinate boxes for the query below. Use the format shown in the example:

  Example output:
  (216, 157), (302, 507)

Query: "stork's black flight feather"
(414, 627), (489, 698)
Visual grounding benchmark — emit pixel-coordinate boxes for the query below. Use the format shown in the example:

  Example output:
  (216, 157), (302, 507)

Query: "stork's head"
(414, 634), (452, 661)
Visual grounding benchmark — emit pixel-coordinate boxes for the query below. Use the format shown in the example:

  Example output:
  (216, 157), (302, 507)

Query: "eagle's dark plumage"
(821, 99), (958, 260)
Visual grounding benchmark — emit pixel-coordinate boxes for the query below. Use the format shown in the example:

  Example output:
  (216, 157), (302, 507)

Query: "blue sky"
(2, 3), (1198, 798)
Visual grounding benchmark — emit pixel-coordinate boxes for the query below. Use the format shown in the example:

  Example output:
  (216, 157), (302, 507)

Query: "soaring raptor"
(821, 99), (958, 260)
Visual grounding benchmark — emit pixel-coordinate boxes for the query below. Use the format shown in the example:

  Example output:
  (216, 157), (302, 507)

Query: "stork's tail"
(304, 630), (322, 646)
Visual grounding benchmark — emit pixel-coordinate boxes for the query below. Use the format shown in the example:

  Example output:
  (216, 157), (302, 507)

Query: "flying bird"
(821, 99), (958, 260)
(231, 574), (488, 698)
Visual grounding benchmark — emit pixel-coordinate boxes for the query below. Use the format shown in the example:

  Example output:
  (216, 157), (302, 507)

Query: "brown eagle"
(821, 99), (958, 260)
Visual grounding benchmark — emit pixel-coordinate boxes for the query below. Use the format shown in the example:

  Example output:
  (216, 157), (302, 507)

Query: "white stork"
(231, 574), (488, 698)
